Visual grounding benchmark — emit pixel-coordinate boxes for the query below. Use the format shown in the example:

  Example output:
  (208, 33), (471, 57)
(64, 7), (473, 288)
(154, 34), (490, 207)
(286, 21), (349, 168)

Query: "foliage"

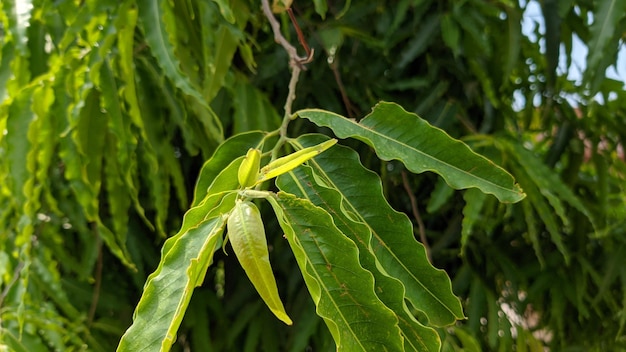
(1, 0), (625, 351)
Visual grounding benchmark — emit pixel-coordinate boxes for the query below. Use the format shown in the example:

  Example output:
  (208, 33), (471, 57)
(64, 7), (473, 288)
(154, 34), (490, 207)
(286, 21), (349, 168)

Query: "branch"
(401, 171), (432, 262)
(261, 0), (314, 149)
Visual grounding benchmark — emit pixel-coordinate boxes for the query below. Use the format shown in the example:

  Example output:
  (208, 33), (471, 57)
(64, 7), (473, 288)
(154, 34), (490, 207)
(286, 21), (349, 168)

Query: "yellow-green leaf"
(228, 200), (292, 325)
(258, 139), (336, 183)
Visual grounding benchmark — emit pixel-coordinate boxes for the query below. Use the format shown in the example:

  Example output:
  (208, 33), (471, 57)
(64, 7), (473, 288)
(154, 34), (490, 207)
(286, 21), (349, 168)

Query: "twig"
(262, 0), (314, 150)
(287, 9), (314, 65)
(401, 171), (432, 262)
(261, 0), (313, 69)
(0, 262), (25, 309)
(330, 60), (358, 119)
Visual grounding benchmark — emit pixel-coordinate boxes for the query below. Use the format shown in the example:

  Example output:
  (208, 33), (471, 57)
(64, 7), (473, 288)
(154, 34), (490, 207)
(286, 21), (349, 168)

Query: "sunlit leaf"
(277, 160), (441, 350)
(193, 131), (266, 206)
(297, 102), (525, 203)
(228, 200), (292, 325)
(267, 192), (404, 351)
(117, 214), (228, 352)
(285, 134), (465, 327)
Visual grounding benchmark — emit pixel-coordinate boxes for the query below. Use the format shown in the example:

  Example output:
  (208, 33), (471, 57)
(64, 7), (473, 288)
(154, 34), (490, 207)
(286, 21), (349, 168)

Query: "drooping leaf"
(228, 75), (282, 134)
(204, 25), (238, 101)
(137, 0), (223, 140)
(228, 200), (292, 325)
(211, 0), (235, 23)
(461, 188), (487, 256)
(287, 134), (465, 326)
(5, 0), (32, 56)
(277, 161), (441, 351)
(585, 0), (626, 94)
(267, 192), (404, 351)
(5, 87), (35, 206)
(117, 214), (228, 352)
(297, 102), (525, 203)
(502, 139), (595, 230)
(312, 0), (328, 19)
(510, 162), (569, 263)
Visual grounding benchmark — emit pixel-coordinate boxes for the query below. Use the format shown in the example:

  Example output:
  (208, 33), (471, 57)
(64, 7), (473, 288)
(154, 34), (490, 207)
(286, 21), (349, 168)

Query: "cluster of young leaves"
(117, 101), (524, 351)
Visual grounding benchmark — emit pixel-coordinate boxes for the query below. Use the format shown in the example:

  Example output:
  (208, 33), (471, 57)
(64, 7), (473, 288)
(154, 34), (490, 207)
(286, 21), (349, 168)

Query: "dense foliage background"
(1, 0), (625, 350)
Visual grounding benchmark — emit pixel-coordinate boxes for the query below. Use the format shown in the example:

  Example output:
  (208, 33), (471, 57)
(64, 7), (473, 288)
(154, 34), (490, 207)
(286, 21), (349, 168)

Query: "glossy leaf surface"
(297, 102), (525, 203)
(277, 153), (441, 350)
(228, 200), (292, 325)
(283, 134), (464, 327)
(117, 214), (228, 352)
(267, 192), (404, 351)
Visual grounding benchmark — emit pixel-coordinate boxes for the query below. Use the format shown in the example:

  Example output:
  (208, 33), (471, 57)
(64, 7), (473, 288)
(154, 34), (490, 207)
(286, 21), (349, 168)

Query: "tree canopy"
(1, 0), (625, 351)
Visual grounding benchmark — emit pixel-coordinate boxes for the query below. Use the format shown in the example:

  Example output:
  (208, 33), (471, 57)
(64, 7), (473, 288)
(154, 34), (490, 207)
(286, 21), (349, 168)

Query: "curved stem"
(261, 0), (308, 158)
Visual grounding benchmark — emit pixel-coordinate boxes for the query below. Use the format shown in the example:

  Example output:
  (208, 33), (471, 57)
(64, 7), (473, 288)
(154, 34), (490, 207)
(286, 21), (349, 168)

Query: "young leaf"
(277, 163), (441, 351)
(289, 134), (465, 326)
(137, 0), (223, 140)
(258, 139), (336, 182)
(193, 131), (266, 206)
(267, 192), (405, 351)
(117, 213), (228, 352)
(228, 200), (292, 325)
(238, 148), (261, 188)
(297, 102), (525, 203)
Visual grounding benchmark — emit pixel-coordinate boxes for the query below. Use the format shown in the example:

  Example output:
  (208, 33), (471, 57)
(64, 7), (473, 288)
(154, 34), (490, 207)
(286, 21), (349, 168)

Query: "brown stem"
(401, 171), (432, 262)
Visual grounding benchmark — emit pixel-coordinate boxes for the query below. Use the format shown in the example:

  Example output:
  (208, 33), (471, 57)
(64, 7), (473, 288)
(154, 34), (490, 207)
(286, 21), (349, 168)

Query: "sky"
(522, 0), (626, 85)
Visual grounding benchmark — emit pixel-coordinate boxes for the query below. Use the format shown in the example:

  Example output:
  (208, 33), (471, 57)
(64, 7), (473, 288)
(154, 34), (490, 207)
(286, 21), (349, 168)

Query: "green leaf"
(258, 139), (336, 183)
(117, 214), (228, 352)
(5, 87), (35, 206)
(137, 0), (223, 140)
(192, 131), (266, 206)
(166, 153), (246, 257)
(502, 139), (595, 230)
(267, 192), (404, 351)
(297, 102), (524, 203)
(277, 159), (440, 351)
(5, 0), (32, 55)
(426, 178), (455, 214)
(585, 0), (626, 94)
(312, 0), (328, 19)
(510, 162), (569, 263)
(228, 200), (292, 325)
(286, 134), (464, 327)
(461, 188), (487, 256)
(204, 25), (238, 101)
(441, 13), (460, 56)
(228, 75), (282, 134)
(211, 0), (235, 23)
(396, 15), (439, 70)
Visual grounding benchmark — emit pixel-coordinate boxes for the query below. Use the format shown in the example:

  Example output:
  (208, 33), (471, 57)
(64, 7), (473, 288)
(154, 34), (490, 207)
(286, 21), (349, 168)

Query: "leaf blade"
(297, 102), (525, 203)
(277, 162), (441, 351)
(289, 134), (465, 326)
(267, 192), (404, 351)
(117, 214), (228, 352)
(228, 200), (292, 325)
